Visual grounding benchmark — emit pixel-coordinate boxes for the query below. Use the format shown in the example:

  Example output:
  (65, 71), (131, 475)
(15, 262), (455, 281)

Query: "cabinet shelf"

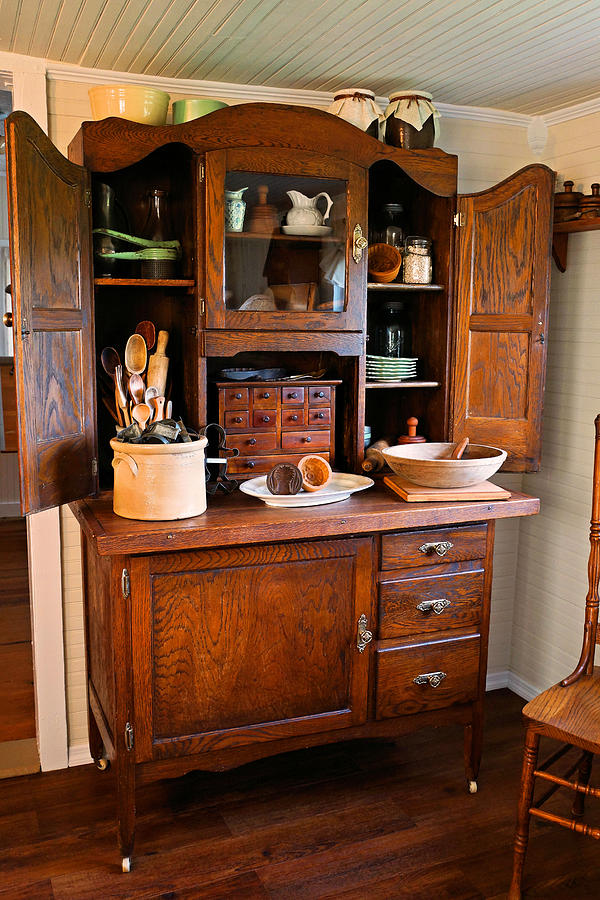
(94, 278), (195, 288)
(365, 380), (440, 389)
(226, 231), (340, 243)
(552, 218), (600, 272)
(367, 282), (444, 292)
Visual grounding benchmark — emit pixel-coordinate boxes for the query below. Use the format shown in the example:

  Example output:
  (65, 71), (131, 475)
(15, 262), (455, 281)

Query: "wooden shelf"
(365, 380), (440, 389)
(225, 231), (340, 243)
(552, 218), (600, 272)
(367, 282), (444, 292)
(94, 278), (195, 288)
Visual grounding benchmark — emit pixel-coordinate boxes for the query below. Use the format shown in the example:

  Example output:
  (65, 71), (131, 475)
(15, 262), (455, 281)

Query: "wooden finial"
(397, 416), (426, 444)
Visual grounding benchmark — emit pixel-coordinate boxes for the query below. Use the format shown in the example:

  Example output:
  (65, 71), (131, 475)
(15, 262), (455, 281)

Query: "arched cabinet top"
(68, 102), (458, 197)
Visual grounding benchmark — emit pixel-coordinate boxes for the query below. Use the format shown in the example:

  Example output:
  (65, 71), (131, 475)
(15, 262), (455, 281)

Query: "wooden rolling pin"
(146, 330), (169, 397)
(361, 439), (390, 473)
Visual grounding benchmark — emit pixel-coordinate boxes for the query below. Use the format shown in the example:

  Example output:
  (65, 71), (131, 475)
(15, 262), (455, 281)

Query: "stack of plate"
(366, 354), (418, 382)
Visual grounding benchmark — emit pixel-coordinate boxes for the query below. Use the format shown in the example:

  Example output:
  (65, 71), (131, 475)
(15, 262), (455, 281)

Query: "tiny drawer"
(282, 387), (305, 405)
(224, 410), (249, 430)
(281, 431), (330, 451)
(379, 567), (484, 639)
(308, 386), (331, 405)
(228, 452), (329, 476)
(381, 525), (488, 571)
(308, 408), (330, 426)
(227, 433), (278, 455)
(252, 387), (277, 408)
(222, 388), (249, 408)
(375, 633), (481, 719)
(252, 409), (277, 428)
(281, 408), (306, 428)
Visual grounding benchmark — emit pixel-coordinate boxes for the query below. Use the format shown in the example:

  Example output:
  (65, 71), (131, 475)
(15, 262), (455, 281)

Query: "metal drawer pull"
(356, 613), (372, 653)
(418, 540), (453, 557)
(413, 671), (447, 688)
(416, 598), (451, 615)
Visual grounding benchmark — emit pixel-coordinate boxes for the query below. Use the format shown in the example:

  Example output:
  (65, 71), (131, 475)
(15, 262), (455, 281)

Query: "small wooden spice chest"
(216, 379), (341, 476)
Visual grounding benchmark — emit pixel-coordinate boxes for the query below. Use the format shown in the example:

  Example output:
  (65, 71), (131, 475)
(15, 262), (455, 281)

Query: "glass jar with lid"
(378, 300), (411, 358)
(403, 236), (432, 284)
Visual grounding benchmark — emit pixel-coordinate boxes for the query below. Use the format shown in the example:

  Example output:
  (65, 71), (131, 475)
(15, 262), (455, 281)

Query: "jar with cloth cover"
(327, 88), (383, 138)
(383, 90), (440, 149)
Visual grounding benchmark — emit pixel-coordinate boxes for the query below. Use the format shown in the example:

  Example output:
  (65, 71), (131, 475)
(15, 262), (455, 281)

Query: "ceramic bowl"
(89, 85), (170, 124)
(382, 442), (507, 488)
(172, 98), (228, 123)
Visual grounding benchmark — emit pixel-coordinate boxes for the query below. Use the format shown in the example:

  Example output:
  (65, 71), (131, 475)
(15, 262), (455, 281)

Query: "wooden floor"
(0, 689), (599, 899)
(0, 518), (38, 776)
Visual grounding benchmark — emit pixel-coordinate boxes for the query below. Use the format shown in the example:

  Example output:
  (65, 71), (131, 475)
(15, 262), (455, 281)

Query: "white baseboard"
(68, 742), (93, 767)
(485, 670), (509, 691)
(0, 501), (21, 517)
(506, 672), (539, 701)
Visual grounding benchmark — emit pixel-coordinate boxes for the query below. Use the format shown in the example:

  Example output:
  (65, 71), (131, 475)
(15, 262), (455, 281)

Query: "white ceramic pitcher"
(286, 190), (333, 227)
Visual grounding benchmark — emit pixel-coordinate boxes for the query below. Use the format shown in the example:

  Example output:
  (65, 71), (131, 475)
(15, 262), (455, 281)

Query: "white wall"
(511, 113), (600, 697)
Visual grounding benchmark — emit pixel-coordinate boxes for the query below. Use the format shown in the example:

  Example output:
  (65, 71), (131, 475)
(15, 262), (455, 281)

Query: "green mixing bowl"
(172, 98), (228, 123)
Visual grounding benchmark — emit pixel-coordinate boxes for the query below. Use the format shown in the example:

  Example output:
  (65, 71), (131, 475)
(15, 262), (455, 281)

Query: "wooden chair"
(509, 413), (600, 899)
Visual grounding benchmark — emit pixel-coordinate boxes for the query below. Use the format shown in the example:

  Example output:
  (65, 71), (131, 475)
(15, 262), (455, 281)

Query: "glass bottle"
(382, 202), (405, 249)
(141, 189), (175, 278)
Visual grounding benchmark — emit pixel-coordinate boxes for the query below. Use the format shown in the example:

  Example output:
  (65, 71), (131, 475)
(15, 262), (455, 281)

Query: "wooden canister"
(110, 436), (208, 520)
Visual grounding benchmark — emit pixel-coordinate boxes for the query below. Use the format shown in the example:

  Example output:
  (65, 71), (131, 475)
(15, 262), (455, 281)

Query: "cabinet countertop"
(70, 485), (539, 557)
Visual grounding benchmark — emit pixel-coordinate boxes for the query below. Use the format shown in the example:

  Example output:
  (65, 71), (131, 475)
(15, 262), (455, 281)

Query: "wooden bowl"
(368, 243), (402, 283)
(382, 442), (507, 488)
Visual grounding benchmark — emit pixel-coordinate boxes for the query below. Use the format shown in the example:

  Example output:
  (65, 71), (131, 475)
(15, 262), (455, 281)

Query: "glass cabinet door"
(204, 149), (367, 332)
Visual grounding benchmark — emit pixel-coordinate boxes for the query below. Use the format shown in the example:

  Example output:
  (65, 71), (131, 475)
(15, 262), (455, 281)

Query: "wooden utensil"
(124, 333), (147, 376)
(146, 330), (169, 396)
(397, 417), (426, 444)
(150, 395), (165, 421)
(135, 320), (156, 351)
(128, 373), (145, 405)
(115, 365), (130, 426)
(131, 402), (151, 430)
(165, 400), (172, 419)
(100, 346), (120, 377)
(451, 436), (469, 459)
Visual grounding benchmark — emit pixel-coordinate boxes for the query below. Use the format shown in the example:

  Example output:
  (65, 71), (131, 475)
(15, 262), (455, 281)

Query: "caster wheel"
(468, 779), (478, 794)
(122, 857), (131, 873)
(95, 757), (109, 771)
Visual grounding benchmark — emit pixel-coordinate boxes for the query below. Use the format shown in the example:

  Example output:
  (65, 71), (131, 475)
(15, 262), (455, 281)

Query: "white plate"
(240, 472), (374, 507)
(367, 355), (418, 361)
(281, 225), (333, 236)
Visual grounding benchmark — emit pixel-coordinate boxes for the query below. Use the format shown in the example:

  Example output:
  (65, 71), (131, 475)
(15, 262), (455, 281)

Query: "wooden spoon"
(100, 346), (120, 377)
(451, 437), (469, 459)
(136, 321), (156, 351)
(129, 373), (145, 405)
(131, 402), (151, 430)
(124, 333), (147, 376)
(115, 365), (130, 426)
(149, 396), (165, 422)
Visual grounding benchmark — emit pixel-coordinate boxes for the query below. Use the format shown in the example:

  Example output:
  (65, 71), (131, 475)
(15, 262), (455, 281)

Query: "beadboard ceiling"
(2, 0), (600, 115)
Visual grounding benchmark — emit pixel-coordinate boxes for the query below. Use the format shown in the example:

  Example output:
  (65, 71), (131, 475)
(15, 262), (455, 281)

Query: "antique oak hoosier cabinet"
(4, 104), (551, 869)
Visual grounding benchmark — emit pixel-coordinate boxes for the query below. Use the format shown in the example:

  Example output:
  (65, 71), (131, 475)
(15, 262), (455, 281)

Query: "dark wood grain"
(0, 360), (18, 452)
(381, 523), (488, 571)
(452, 164), (553, 472)
(5, 111), (96, 513)
(375, 632), (481, 719)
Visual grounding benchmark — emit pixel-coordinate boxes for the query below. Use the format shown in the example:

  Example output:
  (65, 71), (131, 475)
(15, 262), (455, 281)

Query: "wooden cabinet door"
(204, 147), (368, 333)
(131, 538), (374, 762)
(451, 165), (553, 471)
(5, 112), (96, 513)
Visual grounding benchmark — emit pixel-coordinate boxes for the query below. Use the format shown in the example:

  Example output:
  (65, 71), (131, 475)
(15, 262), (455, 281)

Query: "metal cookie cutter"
(201, 423), (240, 495)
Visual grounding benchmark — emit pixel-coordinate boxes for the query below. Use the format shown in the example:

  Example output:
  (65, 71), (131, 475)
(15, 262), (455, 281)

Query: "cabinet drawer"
(252, 408), (277, 428)
(227, 433), (278, 455)
(375, 633), (480, 719)
(379, 568), (484, 638)
(282, 431), (330, 451)
(229, 452), (330, 475)
(281, 387), (305, 405)
(308, 386), (331, 405)
(222, 387), (249, 408)
(252, 387), (277, 407)
(308, 408), (330, 426)
(281, 408), (306, 428)
(224, 409), (249, 430)
(381, 525), (487, 571)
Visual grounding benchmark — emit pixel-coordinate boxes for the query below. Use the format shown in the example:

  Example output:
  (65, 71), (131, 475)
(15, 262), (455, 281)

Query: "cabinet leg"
(116, 753), (136, 872)
(464, 704), (483, 792)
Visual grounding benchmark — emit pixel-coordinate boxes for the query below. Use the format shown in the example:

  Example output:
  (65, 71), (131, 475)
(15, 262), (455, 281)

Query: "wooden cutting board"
(384, 474), (511, 502)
